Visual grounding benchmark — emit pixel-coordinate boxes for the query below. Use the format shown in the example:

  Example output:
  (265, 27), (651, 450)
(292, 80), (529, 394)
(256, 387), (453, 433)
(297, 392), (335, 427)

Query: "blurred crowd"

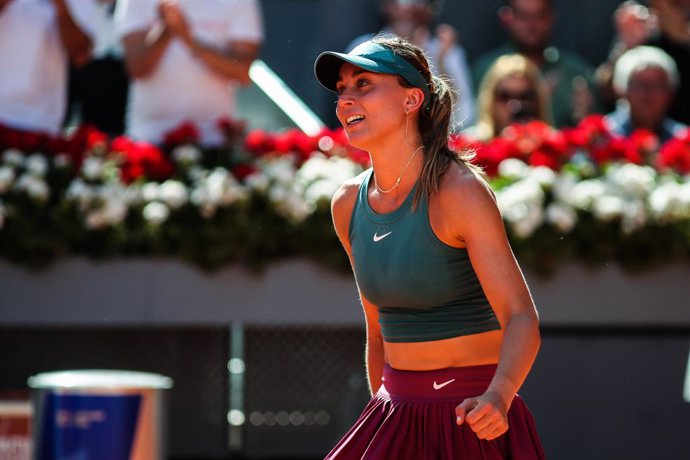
(0, 0), (689, 147)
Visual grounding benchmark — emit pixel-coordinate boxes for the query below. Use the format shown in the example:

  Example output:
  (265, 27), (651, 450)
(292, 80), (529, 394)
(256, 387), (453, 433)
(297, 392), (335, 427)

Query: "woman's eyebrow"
(336, 69), (374, 83)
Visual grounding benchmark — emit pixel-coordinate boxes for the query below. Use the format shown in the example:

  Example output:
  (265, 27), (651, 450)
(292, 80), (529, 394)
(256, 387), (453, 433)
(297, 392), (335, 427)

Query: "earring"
(404, 109), (411, 143)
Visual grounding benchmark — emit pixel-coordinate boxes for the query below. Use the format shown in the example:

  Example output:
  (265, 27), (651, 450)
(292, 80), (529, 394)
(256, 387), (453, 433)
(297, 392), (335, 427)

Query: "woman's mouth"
(346, 115), (365, 126)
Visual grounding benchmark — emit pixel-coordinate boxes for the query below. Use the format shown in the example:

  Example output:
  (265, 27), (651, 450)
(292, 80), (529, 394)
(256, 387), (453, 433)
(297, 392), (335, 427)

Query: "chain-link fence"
(239, 325), (369, 458)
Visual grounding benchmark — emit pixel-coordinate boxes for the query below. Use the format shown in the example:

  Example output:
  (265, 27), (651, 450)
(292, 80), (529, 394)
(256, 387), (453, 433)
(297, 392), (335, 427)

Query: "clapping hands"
(158, 0), (193, 45)
(614, 1), (656, 49)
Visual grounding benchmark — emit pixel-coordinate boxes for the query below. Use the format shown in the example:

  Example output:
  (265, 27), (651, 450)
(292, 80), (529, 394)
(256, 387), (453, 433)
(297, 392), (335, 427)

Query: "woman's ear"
(403, 87), (425, 114)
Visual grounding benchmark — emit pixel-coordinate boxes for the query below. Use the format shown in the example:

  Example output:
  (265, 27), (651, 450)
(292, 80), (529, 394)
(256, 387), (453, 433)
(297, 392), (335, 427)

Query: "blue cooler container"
(28, 370), (173, 460)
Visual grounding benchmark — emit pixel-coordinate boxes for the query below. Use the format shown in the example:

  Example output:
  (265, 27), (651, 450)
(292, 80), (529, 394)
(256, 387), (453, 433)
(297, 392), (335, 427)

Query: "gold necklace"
(373, 145), (424, 194)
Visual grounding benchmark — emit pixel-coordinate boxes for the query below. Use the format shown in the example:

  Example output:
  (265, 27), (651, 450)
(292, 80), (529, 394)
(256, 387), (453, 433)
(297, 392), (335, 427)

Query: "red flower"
(244, 129), (275, 155)
(163, 121), (200, 147)
(474, 138), (514, 176)
(657, 129), (690, 174)
(112, 136), (174, 183)
(529, 149), (561, 169)
(449, 133), (480, 152)
(232, 164), (257, 181)
(217, 116), (246, 143)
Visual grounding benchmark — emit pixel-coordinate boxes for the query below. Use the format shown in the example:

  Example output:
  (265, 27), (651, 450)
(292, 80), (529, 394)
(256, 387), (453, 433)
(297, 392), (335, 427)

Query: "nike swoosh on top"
(373, 231), (392, 242)
(433, 379), (456, 390)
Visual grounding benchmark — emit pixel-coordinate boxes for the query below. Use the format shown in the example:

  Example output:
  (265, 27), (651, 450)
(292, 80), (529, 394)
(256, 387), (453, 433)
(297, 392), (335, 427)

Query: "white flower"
(497, 158), (530, 180)
(2, 149), (24, 167)
(66, 179), (94, 209)
(528, 166), (557, 188)
(648, 181), (688, 221)
(53, 154), (72, 169)
(568, 179), (606, 210)
(82, 157), (105, 181)
(496, 179), (545, 238)
(296, 154), (330, 183)
(545, 202), (577, 233)
(245, 172), (270, 193)
(158, 180), (188, 209)
(496, 179), (544, 212)
(267, 185), (289, 204)
(510, 205), (544, 238)
(141, 182), (160, 203)
(14, 174), (50, 201)
(621, 200), (646, 234)
(607, 163), (656, 199)
(26, 153), (49, 177)
(125, 184), (144, 204)
(279, 192), (314, 223)
(262, 157), (297, 184)
(94, 184), (129, 227)
(304, 179), (339, 205)
(592, 195), (625, 222)
(0, 166), (16, 194)
(172, 144), (202, 164)
(189, 168), (247, 218)
(143, 201), (170, 225)
(207, 167), (248, 206)
(296, 155), (362, 189)
(552, 172), (579, 204)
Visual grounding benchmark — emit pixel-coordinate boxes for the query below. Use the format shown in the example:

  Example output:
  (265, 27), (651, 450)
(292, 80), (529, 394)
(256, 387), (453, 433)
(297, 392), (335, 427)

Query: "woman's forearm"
(486, 312), (541, 410)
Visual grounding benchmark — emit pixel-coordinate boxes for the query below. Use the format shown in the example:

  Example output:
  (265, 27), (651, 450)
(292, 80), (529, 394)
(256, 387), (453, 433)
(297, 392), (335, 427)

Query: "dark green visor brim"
(313, 42), (430, 105)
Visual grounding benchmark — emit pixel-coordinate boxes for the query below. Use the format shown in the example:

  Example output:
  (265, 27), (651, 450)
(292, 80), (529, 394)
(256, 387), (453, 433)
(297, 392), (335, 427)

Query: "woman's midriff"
(383, 329), (504, 371)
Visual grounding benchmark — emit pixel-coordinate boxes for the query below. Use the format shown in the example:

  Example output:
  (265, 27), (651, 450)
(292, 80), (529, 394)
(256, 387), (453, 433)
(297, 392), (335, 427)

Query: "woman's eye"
(357, 79), (370, 87)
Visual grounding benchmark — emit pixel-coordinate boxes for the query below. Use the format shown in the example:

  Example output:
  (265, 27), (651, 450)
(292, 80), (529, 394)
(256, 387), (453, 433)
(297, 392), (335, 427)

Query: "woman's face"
(335, 62), (412, 150)
(490, 75), (538, 134)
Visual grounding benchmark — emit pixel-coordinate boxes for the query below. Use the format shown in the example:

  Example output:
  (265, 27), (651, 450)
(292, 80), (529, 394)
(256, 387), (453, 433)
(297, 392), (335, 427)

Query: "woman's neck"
(368, 141), (425, 199)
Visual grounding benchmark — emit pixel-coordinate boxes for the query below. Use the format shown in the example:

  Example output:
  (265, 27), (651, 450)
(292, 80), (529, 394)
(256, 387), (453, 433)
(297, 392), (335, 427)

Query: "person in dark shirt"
(647, 0), (690, 124)
(597, 0), (690, 124)
(472, 0), (597, 128)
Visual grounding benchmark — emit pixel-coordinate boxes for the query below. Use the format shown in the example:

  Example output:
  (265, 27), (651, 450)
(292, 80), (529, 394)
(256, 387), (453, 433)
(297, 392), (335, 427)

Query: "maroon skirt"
(325, 364), (545, 459)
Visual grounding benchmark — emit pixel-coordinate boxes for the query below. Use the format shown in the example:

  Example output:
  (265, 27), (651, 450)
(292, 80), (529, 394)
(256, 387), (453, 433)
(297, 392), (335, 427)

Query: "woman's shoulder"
(436, 161), (497, 215)
(331, 169), (369, 238)
(332, 168), (368, 210)
(443, 160), (493, 195)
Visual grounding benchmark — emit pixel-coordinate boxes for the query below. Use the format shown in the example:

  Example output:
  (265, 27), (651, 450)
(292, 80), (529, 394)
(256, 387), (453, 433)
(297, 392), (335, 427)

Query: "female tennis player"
(314, 35), (545, 459)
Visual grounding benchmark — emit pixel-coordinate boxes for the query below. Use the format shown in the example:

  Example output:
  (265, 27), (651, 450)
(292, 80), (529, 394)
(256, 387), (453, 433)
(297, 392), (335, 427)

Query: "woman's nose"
(337, 92), (355, 107)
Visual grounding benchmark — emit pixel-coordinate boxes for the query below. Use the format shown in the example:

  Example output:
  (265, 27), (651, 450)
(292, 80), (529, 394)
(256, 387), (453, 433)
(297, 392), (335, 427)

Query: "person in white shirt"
(347, 0), (477, 130)
(0, 0), (100, 135)
(115, 0), (263, 145)
(67, 0), (129, 135)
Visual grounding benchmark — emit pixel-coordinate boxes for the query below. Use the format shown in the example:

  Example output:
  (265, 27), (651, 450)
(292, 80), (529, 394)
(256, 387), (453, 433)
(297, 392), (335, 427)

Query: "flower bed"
(0, 116), (688, 275)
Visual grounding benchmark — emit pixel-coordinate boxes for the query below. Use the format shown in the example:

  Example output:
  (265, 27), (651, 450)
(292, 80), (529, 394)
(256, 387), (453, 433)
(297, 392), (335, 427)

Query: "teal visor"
(314, 41), (430, 107)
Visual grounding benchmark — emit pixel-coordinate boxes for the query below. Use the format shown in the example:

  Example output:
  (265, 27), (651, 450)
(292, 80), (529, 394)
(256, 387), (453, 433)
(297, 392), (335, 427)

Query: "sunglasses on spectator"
(495, 89), (537, 102)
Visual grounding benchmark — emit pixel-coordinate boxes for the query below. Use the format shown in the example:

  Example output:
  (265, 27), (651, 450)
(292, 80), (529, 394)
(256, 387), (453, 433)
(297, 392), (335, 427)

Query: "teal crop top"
(349, 169), (501, 343)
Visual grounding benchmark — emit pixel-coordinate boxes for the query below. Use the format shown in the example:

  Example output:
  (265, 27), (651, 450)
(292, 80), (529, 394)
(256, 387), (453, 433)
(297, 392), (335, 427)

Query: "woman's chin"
(343, 130), (371, 151)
